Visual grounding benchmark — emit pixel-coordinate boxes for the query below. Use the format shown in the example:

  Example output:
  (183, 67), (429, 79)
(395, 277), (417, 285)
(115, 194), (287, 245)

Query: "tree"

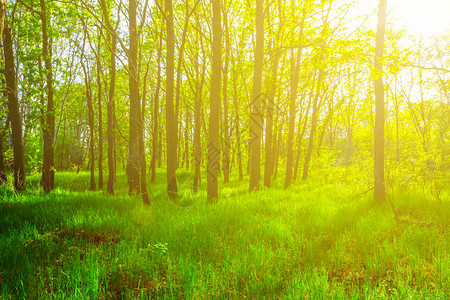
(151, 17), (163, 183)
(222, 2), (230, 183)
(2, 18), (26, 190)
(207, 0), (221, 203)
(193, 16), (204, 193)
(97, 29), (104, 189)
(374, 0), (387, 202)
(100, 0), (117, 195)
(165, 0), (178, 199)
(128, 0), (150, 204)
(40, 0), (55, 193)
(0, 113), (6, 184)
(264, 0), (282, 188)
(249, 0), (264, 192)
(79, 39), (96, 191)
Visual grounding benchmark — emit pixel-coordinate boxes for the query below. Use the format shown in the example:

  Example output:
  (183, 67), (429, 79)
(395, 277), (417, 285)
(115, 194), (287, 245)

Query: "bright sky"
(388, 0), (450, 36)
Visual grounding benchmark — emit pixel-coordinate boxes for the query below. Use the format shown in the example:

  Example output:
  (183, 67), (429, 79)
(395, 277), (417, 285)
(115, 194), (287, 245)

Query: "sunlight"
(390, 0), (450, 36)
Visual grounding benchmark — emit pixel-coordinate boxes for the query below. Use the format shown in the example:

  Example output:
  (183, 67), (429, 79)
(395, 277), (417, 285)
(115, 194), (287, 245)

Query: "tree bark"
(165, 0), (178, 198)
(249, 0), (264, 192)
(207, 0), (221, 203)
(374, 0), (387, 202)
(151, 21), (163, 183)
(128, 0), (150, 204)
(264, 43), (280, 188)
(302, 68), (323, 180)
(193, 43), (201, 192)
(233, 59), (243, 181)
(222, 6), (230, 183)
(100, 0), (116, 195)
(284, 49), (301, 189)
(97, 30), (103, 189)
(128, 0), (140, 195)
(3, 20), (25, 190)
(293, 89), (313, 181)
(40, 0), (55, 193)
(80, 51), (96, 191)
(0, 107), (7, 184)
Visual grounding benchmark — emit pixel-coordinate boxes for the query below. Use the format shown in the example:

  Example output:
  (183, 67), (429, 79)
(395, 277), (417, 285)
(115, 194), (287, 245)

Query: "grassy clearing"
(0, 168), (449, 299)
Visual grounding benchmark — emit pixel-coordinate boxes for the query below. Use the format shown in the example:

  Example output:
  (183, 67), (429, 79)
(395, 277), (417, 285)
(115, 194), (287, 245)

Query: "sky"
(388, 0), (450, 36)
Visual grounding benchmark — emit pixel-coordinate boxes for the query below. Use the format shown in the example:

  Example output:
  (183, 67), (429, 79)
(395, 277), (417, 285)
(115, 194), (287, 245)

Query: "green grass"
(0, 167), (449, 299)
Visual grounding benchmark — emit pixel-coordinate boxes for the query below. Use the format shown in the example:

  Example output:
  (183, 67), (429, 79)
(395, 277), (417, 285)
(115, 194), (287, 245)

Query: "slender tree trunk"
(100, 0), (116, 195)
(207, 0), (221, 203)
(293, 89), (313, 181)
(174, 1), (193, 169)
(80, 53), (96, 191)
(0, 111), (6, 184)
(128, 0), (150, 204)
(233, 61), (243, 181)
(60, 118), (66, 170)
(107, 35), (116, 194)
(273, 115), (283, 180)
(284, 49), (301, 189)
(165, 0), (178, 198)
(184, 114), (189, 169)
(264, 45), (279, 188)
(97, 31), (103, 189)
(40, 0), (55, 193)
(193, 19), (203, 192)
(3, 20), (25, 190)
(374, 0), (387, 202)
(302, 68), (323, 180)
(249, 0), (264, 192)
(193, 48), (201, 192)
(222, 6), (230, 184)
(128, 0), (140, 195)
(394, 79), (400, 162)
(151, 24), (163, 183)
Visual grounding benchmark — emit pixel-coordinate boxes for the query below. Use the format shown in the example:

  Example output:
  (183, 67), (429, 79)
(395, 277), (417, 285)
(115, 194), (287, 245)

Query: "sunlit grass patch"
(0, 167), (449, 298)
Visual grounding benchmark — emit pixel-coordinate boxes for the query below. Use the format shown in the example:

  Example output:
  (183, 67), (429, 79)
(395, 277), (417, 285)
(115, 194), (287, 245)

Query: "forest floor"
(0, 168), (449, 299)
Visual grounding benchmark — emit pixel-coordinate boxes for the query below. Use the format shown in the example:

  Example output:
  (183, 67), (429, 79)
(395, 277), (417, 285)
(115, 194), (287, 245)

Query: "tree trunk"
(233, 59), (243, 181)
(249, 0), (264, 192)
(97, 31), (103, 189)
(3, 20), (25, 190)
(174, 0), (194, 170)
(207, 0), (221, 203)
(107, 34), (116, 194)
(302, 68), (323, 180)
(128, 0), (150, 205)
(293, 89), (313, 181)
(264, 45), (279, 188)
(193, 46), (201, 193)
(80, 52), (96, 191)
(284, 49), (301, 189)
(165, 0), (178, 198)
(0, 113), (6, 184)
(151, 23), (163, 183)
(128, 0), (140, 195)
(374, 0), (387, 202)
(222, 6), (230, 184)
(100, 0), (116, 195)
(40, 0), (55, 193)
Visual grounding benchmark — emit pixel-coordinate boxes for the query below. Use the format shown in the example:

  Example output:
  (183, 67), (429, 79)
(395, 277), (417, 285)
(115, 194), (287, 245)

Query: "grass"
(0, 166), (449, 299)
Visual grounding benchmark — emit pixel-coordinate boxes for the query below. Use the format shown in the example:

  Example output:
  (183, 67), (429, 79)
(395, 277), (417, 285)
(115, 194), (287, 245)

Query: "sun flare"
(390, 0), (450, 36)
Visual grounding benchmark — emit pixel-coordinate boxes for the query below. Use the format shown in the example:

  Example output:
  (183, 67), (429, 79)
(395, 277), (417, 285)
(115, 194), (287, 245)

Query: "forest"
(0, 0), (449, 298)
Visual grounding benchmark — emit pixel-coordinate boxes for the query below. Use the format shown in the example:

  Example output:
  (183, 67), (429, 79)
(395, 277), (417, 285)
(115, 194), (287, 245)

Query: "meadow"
(0, 167), (449, 299)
